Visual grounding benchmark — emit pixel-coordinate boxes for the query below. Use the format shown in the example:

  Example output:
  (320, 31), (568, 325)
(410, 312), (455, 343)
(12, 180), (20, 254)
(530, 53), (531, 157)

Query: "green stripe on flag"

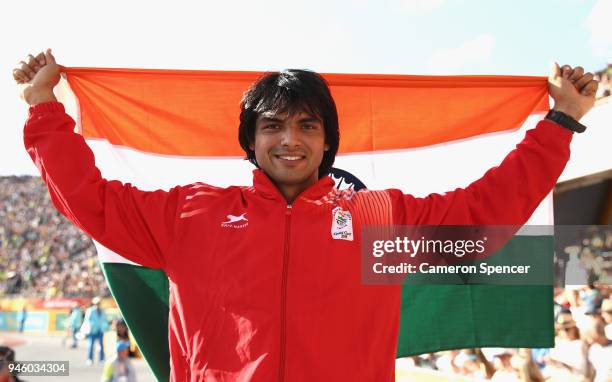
(101, 263), (171, 382)
(397, 235), (555, 356)
(397, 284), (554, 356)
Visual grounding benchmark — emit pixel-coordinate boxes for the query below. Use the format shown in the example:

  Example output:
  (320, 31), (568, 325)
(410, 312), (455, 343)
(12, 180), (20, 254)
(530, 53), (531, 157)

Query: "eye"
(263, 124), (280, 130)
(302, 124), (317, 130)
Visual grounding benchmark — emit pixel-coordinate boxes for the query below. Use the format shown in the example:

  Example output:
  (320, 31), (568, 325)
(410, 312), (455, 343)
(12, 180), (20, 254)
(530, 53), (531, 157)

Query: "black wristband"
(545, 109), (587, 133)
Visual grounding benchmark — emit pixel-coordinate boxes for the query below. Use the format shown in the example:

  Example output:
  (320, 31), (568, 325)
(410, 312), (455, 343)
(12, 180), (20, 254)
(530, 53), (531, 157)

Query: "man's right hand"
(13, 49), (60, 105)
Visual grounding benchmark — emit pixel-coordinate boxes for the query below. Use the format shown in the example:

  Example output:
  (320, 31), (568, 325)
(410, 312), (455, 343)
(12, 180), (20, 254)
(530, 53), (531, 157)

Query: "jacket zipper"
(278, 204), (292, 382)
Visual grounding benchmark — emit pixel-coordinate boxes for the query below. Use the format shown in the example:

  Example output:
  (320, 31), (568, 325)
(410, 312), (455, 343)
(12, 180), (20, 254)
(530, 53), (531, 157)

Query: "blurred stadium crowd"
(0, 176), (108, 299)
(595, 63), (612, 100)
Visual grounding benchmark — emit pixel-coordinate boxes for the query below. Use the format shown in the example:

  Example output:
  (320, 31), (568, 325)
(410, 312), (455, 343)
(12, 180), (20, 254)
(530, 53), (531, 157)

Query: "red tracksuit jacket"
(24, 102), (572, 381)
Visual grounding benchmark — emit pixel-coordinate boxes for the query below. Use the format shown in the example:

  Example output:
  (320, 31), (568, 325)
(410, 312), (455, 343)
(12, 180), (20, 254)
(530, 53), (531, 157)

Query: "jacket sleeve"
(391, 120), (573, 225)
(23, 101), (180, 270)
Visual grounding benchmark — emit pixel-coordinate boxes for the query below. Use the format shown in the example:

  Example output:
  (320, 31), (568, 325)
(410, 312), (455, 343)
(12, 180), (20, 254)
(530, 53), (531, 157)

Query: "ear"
(249, 142), (255, 151)
(324, 143), (330, 151)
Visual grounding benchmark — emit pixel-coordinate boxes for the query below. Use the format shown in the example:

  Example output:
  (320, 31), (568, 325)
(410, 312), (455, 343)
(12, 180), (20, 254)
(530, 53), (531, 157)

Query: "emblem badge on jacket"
(331, 207), (353, 241)
(221, 213), (249, 229)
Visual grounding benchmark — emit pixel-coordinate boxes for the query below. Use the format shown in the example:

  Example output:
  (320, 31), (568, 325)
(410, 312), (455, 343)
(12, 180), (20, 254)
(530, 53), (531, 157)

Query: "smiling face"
(250, 109), (329, 202)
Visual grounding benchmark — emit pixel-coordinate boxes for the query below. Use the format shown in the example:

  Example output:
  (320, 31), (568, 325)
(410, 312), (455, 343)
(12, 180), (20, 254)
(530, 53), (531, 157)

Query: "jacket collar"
(252, 169), (335, 203)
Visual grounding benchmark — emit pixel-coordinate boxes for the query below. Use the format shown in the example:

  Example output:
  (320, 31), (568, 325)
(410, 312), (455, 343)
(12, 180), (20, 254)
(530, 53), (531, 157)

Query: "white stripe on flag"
(94, 241), (140, 265)
(85, 114), (552, 266)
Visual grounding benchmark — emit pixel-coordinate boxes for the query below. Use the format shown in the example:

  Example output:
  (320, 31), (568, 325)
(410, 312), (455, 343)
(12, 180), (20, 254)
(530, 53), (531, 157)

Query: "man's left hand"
(548, 62), (598, 121)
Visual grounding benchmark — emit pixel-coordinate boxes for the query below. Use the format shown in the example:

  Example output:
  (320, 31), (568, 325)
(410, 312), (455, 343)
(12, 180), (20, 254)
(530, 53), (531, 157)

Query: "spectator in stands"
(454, 349), (482, 378)
(530, 347), (550, 370)
(548, 313), (590, 380)
(596, 71), (610, 98)
(581, 277), (603, 315)
(451, 348), (495, 380)
(490, 349), (519, 382)
(601, 299), (612, 340)
(516, 348), (545, 382)
(434, 350), (462, 375)
(583, 316), (612, 382)
(581, 249), (605, 282)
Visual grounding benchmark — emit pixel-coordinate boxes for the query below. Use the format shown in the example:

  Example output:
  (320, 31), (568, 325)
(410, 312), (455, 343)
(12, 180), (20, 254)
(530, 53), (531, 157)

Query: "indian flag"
(56, 68), (554, 381)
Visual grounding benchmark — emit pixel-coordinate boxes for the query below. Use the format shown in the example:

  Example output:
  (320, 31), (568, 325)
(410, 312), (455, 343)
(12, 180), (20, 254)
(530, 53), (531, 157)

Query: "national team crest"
(331, 206), (354, 241)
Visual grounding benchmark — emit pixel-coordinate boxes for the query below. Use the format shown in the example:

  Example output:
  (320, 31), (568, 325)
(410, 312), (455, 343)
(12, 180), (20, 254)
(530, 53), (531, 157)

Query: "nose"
(280, 125), (301, 148)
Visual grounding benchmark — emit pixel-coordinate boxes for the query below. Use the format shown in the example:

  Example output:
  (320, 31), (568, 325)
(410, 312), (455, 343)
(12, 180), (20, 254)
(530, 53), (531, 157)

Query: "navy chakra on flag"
(328, 167), (367, 191)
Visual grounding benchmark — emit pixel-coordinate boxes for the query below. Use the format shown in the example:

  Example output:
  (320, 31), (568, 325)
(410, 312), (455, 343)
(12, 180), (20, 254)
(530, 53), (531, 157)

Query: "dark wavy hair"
(238, 69), (340, 178)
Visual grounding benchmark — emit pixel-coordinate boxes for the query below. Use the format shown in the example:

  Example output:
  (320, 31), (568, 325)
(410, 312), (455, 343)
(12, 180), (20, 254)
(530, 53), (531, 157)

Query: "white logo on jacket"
(331, 207), (353, 241)
(221, 213), (248, 228)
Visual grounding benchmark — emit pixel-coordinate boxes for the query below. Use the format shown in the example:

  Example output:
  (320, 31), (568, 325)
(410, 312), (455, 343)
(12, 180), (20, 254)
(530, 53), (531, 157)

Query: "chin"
(271, 170), (313, 185)
(276, 173), (309, 185)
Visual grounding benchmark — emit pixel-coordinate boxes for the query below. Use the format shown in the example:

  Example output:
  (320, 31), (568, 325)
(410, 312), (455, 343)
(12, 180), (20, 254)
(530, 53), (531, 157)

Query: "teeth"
(279, 156), (302, 160)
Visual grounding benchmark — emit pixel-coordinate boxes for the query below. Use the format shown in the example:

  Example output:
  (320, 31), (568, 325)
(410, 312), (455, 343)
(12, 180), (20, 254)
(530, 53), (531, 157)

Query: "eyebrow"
(298, 117), (322, 124)
(257, 116), (322, 124)
(257, 116), (283, 124)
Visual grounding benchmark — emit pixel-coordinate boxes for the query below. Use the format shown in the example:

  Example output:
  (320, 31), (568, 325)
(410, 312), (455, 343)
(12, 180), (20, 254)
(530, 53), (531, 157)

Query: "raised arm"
(392, 63), (598, 226)
(15, 49), (180, 270)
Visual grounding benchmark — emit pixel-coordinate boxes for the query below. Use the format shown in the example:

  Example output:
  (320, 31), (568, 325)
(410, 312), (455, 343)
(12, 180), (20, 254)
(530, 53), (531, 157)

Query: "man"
(82, 297), (108, 366)
(14, 49), (597, 381)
